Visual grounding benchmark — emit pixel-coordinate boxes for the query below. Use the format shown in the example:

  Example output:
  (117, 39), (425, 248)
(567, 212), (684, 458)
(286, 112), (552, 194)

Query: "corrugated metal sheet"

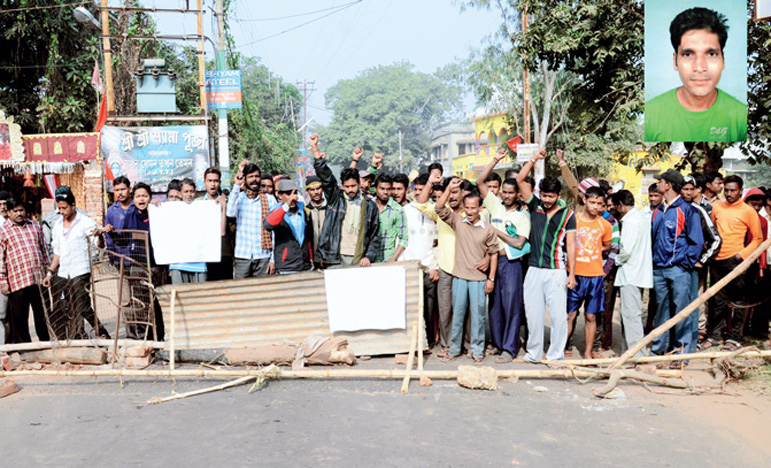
(156, 261), (424, 356)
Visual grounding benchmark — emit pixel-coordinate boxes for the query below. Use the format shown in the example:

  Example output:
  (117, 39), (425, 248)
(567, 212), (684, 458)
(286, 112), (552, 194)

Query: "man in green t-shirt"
(644, 7), (747, 143)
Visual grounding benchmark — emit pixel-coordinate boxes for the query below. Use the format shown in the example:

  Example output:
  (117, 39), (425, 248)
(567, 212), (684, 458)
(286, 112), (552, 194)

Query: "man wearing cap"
(0, 198), (50, 343)
(263, 179), (313, 274)
(650, 169), (704, 357)
(41, 187), (110, 339)
(680, 174), (721, 351)
(705, 176), (763, 350)
(349, 148), (381, 199)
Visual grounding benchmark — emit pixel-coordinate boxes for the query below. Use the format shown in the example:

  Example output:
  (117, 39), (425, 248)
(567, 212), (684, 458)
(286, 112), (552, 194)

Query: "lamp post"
(74, 4), (114, 113)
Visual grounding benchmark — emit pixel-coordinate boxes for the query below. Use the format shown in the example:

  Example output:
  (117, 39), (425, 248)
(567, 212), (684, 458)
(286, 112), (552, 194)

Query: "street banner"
(324, 266), (407, 332)
(516, 143), (539, 163)
(205, 70), (243, 110)
(148, 200), (221, 264)
(100, 126), (209, 192)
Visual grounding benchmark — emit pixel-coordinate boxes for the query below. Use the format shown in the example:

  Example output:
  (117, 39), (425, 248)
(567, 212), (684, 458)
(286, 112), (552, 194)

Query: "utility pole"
(295, 80), (315, 156)
(521, 7), (543, 183)
(100, 0), (114, 112)
(215, 0), (230, 187)
(398, 130), (403, 173)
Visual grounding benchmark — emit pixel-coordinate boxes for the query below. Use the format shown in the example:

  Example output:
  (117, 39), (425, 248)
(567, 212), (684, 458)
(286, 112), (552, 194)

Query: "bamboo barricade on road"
(545, 350), (771, 367)
(400, 325), (418, 394)
(609, 236), (771, 370)
(0, 339), (165, 354)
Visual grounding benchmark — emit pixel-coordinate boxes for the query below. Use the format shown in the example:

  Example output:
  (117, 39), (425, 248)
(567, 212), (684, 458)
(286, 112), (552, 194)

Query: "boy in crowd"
(566, 186), (612, 359)
(169, 178), (207, 283)
(435, 178), (498, 364)
(263, 179), (314, 274)
(517, 149), (577, 363)
(703, 171), (724, 204)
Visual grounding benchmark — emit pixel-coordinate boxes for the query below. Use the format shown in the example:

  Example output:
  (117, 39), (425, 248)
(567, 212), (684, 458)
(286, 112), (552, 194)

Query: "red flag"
(95, 93), (108, 132)
(91, 61), (104, 94)
(104, 160), (115, 181)
(506, 136), (522, 152)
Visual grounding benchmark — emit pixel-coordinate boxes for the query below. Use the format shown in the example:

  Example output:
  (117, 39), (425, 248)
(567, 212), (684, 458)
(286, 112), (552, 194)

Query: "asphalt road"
(2, 360), (769, 468)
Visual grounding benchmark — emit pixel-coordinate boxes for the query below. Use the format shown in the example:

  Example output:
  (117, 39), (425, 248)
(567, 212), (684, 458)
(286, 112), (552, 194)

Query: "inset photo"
(644, 1), (747, 143)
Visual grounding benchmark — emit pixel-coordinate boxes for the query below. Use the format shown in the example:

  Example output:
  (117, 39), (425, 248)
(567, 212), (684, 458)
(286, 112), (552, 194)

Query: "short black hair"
(340, 168), (359, 184)
(486, 172), (502, 184)
(167, 179), (182, 193)
(670, 7), (729, 53)
(648, 183), (659, 193)
(539, 176), (562, 195)
(459, 179), (475, 194)
(502, 177), (518, 190)
(261, 173), (273, 181)
(691, 172), (707, 191)
(463, 192), (481, 206)
(6, 198), (22, 211)
(504, 168), (518, 180)
(523, 176), (535, 191)
(724, 174), (743, 189)
(585, 186), (606, 200)
(612, 190), (635, 207)
(705, 171), (724, 183)
(428, 162), (443, 174)
(203, 167), (221, 179)
(374, 173), (393, 188)
(414, 173), (429, 186)
(243, 163), (261, 178)
(180, 178), (195, 190)
(392, 173), (409, 188)
(133, 182), (152, 197)
(113, 176), (131, 189)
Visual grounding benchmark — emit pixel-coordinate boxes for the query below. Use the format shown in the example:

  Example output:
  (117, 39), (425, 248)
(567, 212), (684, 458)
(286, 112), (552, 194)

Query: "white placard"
(148, 200), (221, 264)
(758, 0), (771, 20)
(324, 266), (406, 332)
(516, 143), (539, 163)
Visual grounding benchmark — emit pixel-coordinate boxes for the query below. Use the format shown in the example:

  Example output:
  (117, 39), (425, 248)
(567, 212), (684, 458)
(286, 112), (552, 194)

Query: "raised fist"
(372, 152), (383, 169)
(495, 148), (507, 162)
(309, 133), (319, 148)
(352, 147), (364, 162)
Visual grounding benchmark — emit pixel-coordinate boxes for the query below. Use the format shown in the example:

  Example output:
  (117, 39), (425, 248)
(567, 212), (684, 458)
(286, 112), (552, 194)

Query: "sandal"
(435, 347), (450, 359)
(473, 357), (485, 365)
(441, 354), (461, 363)
(495, 351), (514, 363)
(723, 339), (741, 351)
(700, 338), (721, 351)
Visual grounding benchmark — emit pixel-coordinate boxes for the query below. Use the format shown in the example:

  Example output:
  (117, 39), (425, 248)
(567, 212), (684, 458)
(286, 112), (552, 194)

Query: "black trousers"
(8, 284), (49, 344)
(708, 256), (746, 342)
(423, 271), (438, 347)
(206, 256), (234, 282)
(48, 274), (109, 340)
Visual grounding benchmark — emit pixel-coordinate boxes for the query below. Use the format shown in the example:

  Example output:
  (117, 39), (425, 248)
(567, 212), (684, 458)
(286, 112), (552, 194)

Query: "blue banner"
(101, 126), (209, 192)
(205, 70), (243, 110)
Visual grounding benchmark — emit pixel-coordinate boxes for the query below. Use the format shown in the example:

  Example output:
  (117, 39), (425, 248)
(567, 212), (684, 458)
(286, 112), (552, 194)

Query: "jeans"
(233, 257), (271, 279)
(449, 278), (486, 360)
(651, 266), (693, 355)
(523, 267), (568, 362)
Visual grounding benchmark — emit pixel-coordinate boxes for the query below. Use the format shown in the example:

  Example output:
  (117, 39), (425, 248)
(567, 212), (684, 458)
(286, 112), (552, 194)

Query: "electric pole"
(521, 7), (542, 183)
(296, 80), (315, 156)
(215, 0), (231, 187)
(398, 130), (403, 173)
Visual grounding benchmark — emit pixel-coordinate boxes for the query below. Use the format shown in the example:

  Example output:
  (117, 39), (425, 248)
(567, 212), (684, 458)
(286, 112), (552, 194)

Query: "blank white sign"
(148, 200), (221, 264)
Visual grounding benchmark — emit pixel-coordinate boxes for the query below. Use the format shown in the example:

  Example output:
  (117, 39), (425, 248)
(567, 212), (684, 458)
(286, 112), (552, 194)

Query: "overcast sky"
(153, 0), (501, 126)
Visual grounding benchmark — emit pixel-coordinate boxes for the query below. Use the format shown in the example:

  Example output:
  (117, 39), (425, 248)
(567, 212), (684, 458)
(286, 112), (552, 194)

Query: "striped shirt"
(226, 185), (278, 260)
(525, 195), (576, 270)
(0, 219), (49, 292)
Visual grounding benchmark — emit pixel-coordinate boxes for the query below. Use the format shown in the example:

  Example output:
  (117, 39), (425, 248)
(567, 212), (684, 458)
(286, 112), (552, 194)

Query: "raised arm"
(478, 148), (507, 200)
(310, 134), (341, 203)
(516, 148), (546, 202)
(349, 147), (364, 169)
(557, 149), (579, 201)
(417, 172), (441, 204)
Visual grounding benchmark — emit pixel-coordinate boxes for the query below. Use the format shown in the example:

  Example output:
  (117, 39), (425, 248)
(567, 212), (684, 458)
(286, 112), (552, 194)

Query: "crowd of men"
(0, 136), (768, 367)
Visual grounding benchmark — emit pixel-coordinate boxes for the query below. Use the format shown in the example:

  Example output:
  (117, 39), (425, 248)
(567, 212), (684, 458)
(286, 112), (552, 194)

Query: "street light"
(73, 6), (101, 29)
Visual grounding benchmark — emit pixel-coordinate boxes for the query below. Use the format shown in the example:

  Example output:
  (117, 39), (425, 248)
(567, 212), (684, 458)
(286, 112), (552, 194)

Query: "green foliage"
(320, 62), (463, 172)
(743, 0), (771, 165)
(0, 0), (100, 133)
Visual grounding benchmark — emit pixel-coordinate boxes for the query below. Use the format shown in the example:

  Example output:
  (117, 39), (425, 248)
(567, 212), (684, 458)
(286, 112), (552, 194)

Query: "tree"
(320, 62), (462, 172)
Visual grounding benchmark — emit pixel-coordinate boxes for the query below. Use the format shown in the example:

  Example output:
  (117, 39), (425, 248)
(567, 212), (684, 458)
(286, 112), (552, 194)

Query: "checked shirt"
(377, 198), (408, 262)
(0, 219), (49, 293)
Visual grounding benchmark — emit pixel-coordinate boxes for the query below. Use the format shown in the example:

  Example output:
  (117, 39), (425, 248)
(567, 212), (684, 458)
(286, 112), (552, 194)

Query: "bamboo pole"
(610, 237), (771, 370)
(0, 339), (165, 354)
(145, 375), (257, 406)
(417, 269), (425, 374)
(545, 349), (771, 368)
(169, 289), (177, 372)
(400, 325), (418, 394)
(0, 367), (680, 379)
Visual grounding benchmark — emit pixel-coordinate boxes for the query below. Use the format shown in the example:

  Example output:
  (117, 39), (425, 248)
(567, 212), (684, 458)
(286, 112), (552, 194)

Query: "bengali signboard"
(205, 70), (242, 110)
(101, 126), (209, 192)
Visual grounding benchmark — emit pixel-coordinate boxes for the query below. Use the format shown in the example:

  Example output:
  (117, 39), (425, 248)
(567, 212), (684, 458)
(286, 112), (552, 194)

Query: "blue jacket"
(651, 196), (704, 270)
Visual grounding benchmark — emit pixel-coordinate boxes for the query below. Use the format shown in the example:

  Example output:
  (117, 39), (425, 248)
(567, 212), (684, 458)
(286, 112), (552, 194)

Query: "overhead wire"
(235, 1), (361, 22)
(0, 1), (90, 14)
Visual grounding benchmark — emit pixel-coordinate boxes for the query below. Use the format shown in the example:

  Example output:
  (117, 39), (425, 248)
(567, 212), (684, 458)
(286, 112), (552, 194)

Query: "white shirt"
(614, 208), (653, 289)
(52, 212), (97, 279)
(399, 202), (439, 271)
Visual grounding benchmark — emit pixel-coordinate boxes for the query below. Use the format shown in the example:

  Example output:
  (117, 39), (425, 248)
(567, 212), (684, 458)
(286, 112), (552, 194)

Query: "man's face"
(114, 183), (130, 203)
(360, 176), (373, 193)
(204, 173), (220, 197)
(278, 189), (299, 209)
(133, 189), (151, 210)
(8, 205), (25, 224)
(674, 29), (725, 100)
(260, 179), (274, 195)
(375, 182), (391, 203)
(413, 183), (425, 200)
(500, 183), (517, 208)
(585, 195), (605, 217)
(167, 189), (182, 202)
(0, 200), (7, 218)
(463, 197), (481, 223)
(448, 186), (463, 209)
(57, 201), (75, 219)
(487, 180), (500, 197)
(343, 178), (361, 199)
(391, 182), (407, 205)
(307, 185), (323, 204)
(724, 182), (741, 203)
(181, 184), (196, 203)
(707, 177), (724, 196)
(431, 187), (442, 202)
(748, 198), (764, 213)
(681, 183), (695, 203)
(649, 190), (662, 207)
(540, 192), (559, 210)
(656, 179), (670, 197)
(245, 171), (261, 192)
